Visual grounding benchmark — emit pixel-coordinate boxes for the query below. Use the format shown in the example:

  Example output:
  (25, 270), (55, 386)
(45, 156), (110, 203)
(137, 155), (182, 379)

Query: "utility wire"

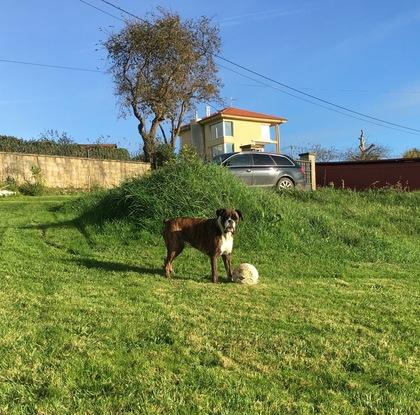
(1, 53), (412, 136)
(87, 3), (420, 97)
(98, 0), (147, 22)
(0, 58), (103, 73)
(91, 0), (420, 134)
(79, 0), (125, 22)
(234, 83), (420, 95)
(217, 62), (420, 136)
(216, 55), (420, 134)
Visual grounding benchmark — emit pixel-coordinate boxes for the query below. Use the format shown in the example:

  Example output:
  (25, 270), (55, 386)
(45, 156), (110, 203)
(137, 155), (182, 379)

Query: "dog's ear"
(235, 209), (243, 221)
(216, 208), (224, 218)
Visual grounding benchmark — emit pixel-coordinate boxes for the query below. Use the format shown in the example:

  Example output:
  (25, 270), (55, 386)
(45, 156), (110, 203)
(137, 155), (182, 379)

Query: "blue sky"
(1, 0), (419, 156)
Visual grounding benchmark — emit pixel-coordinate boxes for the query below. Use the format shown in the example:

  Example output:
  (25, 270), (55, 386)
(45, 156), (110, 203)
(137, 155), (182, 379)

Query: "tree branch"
(159, 124), (168, 144)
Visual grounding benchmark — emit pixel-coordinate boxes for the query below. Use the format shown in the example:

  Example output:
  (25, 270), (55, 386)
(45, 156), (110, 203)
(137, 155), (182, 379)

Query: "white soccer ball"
(232, 263), (259, 285)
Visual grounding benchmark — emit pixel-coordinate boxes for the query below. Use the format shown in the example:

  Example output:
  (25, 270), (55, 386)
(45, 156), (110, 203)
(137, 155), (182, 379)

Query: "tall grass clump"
(69, 150), (420, 267)
(70, 149), (287, 248)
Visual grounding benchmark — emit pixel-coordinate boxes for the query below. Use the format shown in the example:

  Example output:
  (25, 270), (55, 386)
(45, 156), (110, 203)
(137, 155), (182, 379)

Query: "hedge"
(0, 135), (130, 160)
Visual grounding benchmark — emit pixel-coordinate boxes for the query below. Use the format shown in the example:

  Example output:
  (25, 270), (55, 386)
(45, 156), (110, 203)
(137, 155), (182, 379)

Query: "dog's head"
(216, 208), (243, 234)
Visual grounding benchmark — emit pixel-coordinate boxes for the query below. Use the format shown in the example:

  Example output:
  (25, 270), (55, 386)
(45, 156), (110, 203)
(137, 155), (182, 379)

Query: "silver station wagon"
(213, 151), (307, 189)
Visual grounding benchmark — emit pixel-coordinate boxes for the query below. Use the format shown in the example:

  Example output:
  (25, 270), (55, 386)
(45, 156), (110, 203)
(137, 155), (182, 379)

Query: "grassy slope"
(0, 169), (419, 413)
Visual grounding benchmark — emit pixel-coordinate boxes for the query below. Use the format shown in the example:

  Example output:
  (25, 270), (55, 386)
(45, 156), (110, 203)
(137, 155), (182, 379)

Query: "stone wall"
(0, 151), (150, 189)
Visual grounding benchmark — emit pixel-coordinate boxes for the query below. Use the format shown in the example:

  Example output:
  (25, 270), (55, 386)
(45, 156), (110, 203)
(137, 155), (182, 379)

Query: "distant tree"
(131, 152), (145, 161)
(291, 143), (343, 162)
(88, 134), (113, 145)
(344, 130), (390, 161)
(103, 9), (222, 162)
(402, 147), (420, 158)
(38, 129), (74, 145)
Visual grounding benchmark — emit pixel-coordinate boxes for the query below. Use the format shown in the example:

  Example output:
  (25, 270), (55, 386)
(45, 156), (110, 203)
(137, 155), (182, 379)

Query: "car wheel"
(276, 177), (294, 190)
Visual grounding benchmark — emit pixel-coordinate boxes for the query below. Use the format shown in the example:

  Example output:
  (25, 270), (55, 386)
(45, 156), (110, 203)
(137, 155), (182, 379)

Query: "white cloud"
(218, 8), (305, 27)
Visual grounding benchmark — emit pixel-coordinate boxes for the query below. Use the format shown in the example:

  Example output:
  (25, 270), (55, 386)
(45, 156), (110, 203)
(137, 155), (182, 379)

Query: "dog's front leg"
(210, 255), (219, 283)
(222, 254), (233, 281)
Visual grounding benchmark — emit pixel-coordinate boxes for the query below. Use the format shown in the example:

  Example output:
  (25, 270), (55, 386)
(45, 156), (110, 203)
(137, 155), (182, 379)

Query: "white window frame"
(210, 122), (223, 140)
(210, 121), (234, 140)
(223, 121), (233, 137)
(211, 144), (224, 157)
(224, 143), (234, 153)
(211, 143), (234, 157)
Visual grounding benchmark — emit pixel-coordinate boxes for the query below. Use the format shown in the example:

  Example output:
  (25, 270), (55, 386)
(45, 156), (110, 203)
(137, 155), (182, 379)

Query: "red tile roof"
(200, 107), (287, 123)
(179, 107), (287, 132)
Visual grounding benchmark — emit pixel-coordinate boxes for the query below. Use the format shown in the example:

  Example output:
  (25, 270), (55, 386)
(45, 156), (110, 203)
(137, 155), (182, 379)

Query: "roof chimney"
(205, 105), (211, 117)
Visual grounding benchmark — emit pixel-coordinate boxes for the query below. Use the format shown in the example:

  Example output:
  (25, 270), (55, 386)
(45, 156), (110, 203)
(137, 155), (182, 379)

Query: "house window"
(225, 143), (234, 153)
(224, 121), (233, 136)
(211, 143), (234, 157)
(210, 122), (223, 139)
(211, 144), (225, 157)
(210, 121), (233, 139)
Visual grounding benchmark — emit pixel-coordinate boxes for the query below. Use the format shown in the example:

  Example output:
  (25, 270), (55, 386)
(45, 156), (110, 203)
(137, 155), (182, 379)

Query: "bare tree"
(344, 130), (389, 160)
(289, 143), (343, 162)
(38, 129), (74, 145)
(103, 9), (222, 161)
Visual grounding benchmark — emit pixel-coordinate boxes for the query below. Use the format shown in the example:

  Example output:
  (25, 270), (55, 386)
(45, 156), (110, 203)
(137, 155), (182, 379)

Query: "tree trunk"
(137, 118), (162, 166)
(137, 124), (155, 162)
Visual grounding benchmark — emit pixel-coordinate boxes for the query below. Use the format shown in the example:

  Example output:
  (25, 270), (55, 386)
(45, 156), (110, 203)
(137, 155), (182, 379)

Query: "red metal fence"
(316, 158), (420, 190)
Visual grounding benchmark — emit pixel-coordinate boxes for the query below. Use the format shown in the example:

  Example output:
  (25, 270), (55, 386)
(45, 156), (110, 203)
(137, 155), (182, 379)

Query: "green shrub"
(18, 181), (45, 196)
(1, 176), (18, 191)
(152, 143), (176, 168)
(17, 165), (45, 196)
(0, 135), (130, 160)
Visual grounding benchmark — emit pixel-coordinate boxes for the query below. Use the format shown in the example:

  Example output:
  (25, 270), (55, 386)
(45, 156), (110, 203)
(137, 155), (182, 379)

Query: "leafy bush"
(18, 181), (45, 196)
(152, 143), (176, 168)
(0, 135), (130, 160)
(1, 176), (18, 191)
(17, 165), (45, 196)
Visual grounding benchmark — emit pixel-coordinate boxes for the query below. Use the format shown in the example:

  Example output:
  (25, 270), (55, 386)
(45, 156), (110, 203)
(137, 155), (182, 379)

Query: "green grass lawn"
(0, 190), (419, 414)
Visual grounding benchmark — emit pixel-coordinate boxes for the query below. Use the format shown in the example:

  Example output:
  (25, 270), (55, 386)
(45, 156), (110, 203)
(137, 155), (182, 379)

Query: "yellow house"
(178, 107), (287, 159)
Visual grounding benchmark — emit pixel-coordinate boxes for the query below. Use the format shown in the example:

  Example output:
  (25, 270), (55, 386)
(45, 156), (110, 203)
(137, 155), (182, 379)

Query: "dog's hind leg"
(163, 240), (184, 278)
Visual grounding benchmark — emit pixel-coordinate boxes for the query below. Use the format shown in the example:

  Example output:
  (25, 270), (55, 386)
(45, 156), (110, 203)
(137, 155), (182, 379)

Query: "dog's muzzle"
(224, 219), (236, 233)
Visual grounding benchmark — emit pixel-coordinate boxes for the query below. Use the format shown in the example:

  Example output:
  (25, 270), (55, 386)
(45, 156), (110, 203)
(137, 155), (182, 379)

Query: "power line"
(78, 0), (125, 22)
(0, 58), (103, 73)
(98, 0), (147, 22)
(234, 83), (420, 95)
(216, 55), (420, 134)
(217, 62), (420, 136)
(90, 0), (420, 134)
(1, 52), (408, 135)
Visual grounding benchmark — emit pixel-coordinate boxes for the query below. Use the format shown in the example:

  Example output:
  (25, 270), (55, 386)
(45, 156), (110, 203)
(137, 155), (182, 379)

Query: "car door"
(223, 153), (253, 185)
(251, 153), (279, 187)
(270, 154), (297, 181)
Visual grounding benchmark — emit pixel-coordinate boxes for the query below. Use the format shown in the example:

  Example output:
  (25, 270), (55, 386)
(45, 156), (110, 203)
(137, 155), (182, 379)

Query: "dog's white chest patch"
(220, 232), (233, 255)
